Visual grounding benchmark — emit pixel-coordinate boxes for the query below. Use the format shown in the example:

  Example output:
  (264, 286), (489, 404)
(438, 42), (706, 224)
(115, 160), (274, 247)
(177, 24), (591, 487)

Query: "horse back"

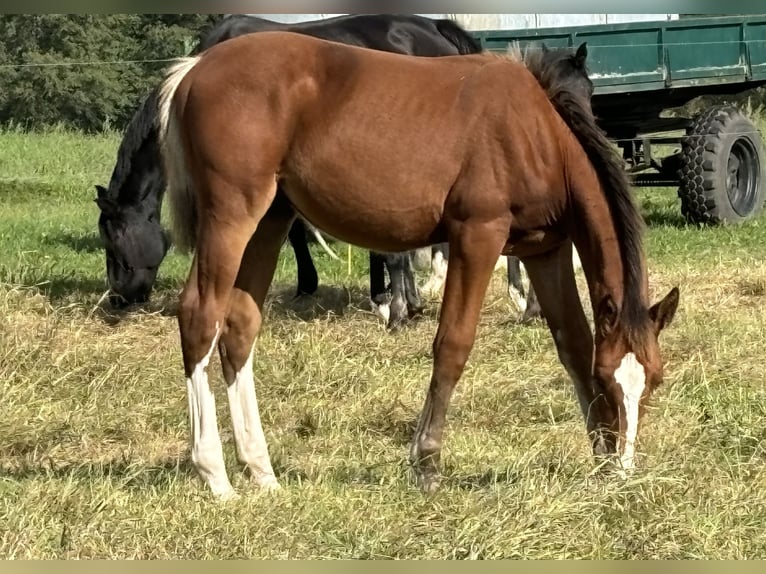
(175, 32), (574, 248)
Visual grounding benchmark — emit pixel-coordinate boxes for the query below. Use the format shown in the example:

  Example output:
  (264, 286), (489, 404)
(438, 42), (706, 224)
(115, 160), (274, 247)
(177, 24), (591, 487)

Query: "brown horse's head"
(589, 288), (679, 469)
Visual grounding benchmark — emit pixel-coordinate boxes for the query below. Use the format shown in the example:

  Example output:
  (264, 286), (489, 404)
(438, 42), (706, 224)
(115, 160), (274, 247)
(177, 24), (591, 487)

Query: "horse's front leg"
(520, 243), (607, 452)
(410, 218), (510, 493)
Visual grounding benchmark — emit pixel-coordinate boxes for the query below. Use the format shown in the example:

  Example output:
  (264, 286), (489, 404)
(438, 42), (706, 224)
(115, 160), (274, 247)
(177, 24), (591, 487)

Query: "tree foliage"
(0, 14), (223, 132)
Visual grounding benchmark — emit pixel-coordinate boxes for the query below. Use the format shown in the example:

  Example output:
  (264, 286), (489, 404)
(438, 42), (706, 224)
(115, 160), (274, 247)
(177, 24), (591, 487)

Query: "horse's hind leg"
(420, 243), (449, 297)
(369, 251), (391, 323)
(288, 217), (318, 296)
(521, 282), (543, 323)
(178, 175), (278, 500)
(521, 243), (609, 453)
(410, 218), (510, 492)
(218, 193), (296, 491)
(402, 251), (424, 319)
(506, 256), (528, 313)
(384, 252), (409, 329)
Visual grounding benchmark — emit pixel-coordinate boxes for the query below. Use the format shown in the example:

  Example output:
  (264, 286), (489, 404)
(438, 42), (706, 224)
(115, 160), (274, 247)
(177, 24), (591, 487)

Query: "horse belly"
(280, 173), (446, 252)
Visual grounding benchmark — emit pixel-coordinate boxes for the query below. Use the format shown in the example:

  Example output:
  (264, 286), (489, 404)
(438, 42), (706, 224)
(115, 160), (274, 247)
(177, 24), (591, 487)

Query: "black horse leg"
(288, 218), (319, 296)
(384, 252), (409, 329)
(369, 251), (389, 314)
(402, 251), (424, 318)
(506, 255), (527, 310)
(506, 255), (544, 322)
(521, 280), (543, 323)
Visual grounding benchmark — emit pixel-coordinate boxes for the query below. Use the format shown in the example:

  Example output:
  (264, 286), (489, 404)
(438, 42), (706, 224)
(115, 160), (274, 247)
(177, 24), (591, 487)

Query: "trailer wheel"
(677, 105), (765, 224)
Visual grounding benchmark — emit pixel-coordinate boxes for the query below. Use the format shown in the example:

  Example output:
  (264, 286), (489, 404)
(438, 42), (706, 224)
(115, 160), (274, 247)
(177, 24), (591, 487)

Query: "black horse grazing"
(96, 13), (483, 328)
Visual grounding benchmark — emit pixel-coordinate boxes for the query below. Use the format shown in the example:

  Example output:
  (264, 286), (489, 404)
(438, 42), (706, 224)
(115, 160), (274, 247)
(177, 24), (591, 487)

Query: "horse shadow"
(90, 282), (378, 327)
(642, 208), (690, 228)
(41, 230), (104, 254)
(637, 194), (690, 228)
(0, 455), (199, 492)
(264, 283), (378, 324)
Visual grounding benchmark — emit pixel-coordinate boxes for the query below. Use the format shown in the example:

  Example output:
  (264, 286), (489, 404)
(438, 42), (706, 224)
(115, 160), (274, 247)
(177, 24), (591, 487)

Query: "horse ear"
(596, 294), (619, 338)
(574, 42), (588, 68)
(95, 184), (108, 199)
(541, 42), (550, 54)
(649, 287), (680, 335)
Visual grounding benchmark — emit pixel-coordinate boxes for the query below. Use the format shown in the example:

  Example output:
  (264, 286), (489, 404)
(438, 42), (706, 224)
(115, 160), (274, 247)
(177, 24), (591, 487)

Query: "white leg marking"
(227, 348), (279, 491)
(186, 322), (236, 499)
(614, 352), (646, 471)
(420, 251), (448, 297)
(507, 285), (528, 313)
(412, 247), (433, 271)
(371, 300), (391, 324)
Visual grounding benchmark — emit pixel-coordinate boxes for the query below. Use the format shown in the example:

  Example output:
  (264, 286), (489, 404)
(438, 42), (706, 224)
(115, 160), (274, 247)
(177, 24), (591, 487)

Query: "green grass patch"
(1, 128), (766, 558)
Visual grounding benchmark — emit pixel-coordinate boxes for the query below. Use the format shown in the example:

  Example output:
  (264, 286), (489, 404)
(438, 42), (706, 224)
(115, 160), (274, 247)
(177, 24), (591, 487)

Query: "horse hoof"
(407, 305), (426, 319)
(215, 488), (240, 502)
(415, 470), (442, 494)
(254, 476), (281, 492)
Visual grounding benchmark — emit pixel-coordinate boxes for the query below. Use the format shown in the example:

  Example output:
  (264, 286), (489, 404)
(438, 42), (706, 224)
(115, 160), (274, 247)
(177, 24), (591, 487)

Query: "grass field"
(2, 126), (766, 559)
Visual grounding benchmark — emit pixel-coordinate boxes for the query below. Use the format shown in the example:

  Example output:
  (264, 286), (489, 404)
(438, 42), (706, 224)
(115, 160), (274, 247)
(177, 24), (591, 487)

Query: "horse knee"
(433, 335), (473, 373)
(178, 292), (222, 372)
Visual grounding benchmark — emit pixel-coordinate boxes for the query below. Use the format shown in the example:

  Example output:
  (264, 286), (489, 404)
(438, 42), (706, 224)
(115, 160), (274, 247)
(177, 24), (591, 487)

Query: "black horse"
(95, 13), (484, 328)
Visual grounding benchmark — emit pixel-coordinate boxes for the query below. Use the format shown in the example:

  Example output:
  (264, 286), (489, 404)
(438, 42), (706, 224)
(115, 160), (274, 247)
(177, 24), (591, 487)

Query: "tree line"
(0, 14), (223, 133)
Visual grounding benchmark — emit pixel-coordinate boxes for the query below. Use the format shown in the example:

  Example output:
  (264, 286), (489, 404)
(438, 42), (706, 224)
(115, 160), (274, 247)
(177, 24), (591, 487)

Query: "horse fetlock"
(409, 440), (443, 493)
(387, 295), (409, 329)
(249, 471), (281, 491)
(370, 299), (391, 324)
(195, 461), (234, 499)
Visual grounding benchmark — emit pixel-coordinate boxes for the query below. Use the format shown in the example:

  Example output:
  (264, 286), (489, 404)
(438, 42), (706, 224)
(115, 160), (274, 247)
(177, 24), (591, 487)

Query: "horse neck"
(565, 151), (647, 318)
(111, 126), (165, 211)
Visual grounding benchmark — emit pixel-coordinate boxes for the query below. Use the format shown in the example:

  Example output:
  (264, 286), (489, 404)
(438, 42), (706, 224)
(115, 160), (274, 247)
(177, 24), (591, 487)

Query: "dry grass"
(2, 129), (766, 558)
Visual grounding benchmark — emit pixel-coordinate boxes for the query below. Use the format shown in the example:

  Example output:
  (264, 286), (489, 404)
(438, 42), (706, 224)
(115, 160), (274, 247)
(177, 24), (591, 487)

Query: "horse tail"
(535, 63), (648, 339)
(157, 56), (201, 254)
(435, 18), (483, 55)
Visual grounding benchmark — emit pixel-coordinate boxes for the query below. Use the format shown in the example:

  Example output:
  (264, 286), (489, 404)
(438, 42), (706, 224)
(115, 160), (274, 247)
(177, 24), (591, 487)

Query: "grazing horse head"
(522, 42), (679, 468)
(95, 90), (169, 307)
(589, 284), (679, 466)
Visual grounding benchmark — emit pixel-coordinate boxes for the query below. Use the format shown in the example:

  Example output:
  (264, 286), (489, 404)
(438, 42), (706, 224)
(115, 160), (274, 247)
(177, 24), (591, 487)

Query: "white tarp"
(247, 14), (680, 30)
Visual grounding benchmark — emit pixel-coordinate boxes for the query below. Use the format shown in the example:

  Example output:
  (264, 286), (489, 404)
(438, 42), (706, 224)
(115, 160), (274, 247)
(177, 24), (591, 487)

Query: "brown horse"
(157, 31), (680, 499)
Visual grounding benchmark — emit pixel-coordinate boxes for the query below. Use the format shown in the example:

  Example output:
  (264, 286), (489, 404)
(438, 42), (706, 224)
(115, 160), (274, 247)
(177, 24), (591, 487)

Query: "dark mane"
(106, 87), (160, 203)
(521, 44), (650, 346)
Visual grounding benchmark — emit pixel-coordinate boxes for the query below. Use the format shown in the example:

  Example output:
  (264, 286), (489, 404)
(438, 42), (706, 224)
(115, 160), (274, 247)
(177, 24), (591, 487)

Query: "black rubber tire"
(677, 105), (765, 225)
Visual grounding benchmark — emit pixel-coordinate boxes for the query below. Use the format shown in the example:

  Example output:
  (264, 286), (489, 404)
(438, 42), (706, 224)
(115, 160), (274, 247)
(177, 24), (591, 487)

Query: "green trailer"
(474, 14), (766, 224)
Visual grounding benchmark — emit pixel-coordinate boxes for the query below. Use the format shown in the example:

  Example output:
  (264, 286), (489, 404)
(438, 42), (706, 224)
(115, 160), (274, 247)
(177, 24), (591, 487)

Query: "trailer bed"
(474, 15), (766, 138)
